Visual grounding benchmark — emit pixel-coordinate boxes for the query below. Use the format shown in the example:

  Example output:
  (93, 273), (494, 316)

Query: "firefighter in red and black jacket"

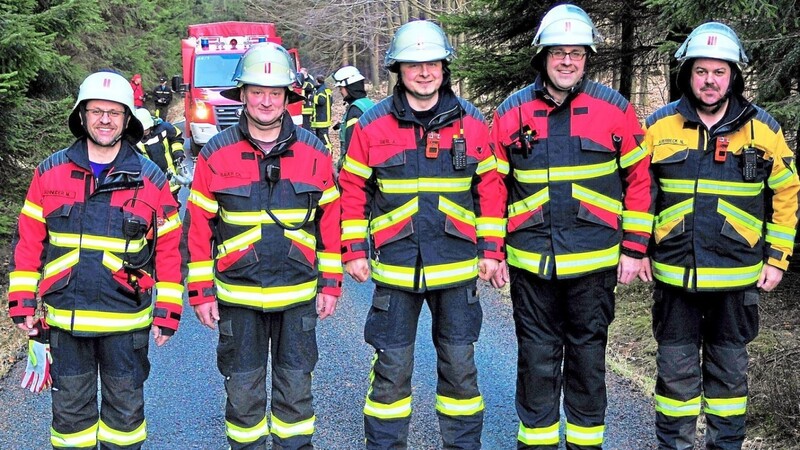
(489, 5), (655, 449)
(183, 42), (341, 450)
(339, 20), (506, 450)
(7, 71), (183, 449)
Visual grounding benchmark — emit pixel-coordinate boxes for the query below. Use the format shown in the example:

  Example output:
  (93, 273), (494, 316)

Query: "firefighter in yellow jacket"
(641, 22), (800, 449)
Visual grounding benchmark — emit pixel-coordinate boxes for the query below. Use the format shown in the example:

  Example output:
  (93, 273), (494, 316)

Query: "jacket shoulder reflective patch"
(581, 80), (630, 112)
(645, 101), (680, 129)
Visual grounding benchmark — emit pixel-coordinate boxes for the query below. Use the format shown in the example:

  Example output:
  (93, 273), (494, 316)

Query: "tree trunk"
(618, 4), (634, 100)
(371, 30), (381, 90)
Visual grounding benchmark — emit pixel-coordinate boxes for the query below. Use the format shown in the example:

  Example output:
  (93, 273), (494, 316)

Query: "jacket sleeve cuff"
(153, 310), (180, 333)
(342, 240), (370, 263)
(766, 245), (791, 271)
(187, 283), (216, 306)
(478, 239), (505, 261)
(621, 238), (648, 255)
(318, 275), (343, 298)
(620, 247), (647, 259)
(8, 295), (37, 319)
(767, 257), (790, 271)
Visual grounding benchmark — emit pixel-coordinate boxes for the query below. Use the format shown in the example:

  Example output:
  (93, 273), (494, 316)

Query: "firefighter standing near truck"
(134, 108), (186, 203)
(331, 65), (373, 174)
(7, 70), (184, 449)
(311, 75), (333, 151)
(299, 67), (315, 131)
(489, 5), (655, 449)
(183, 42), (341, 450)
(640, 22), (800, 449)
(338, 19), (506, 449)
(152, 77), (173, 120)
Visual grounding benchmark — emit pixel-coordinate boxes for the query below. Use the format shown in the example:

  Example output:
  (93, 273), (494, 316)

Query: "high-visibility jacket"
(137, 120), (185, 193)
(311, 84), (333, 129)
(8, 140), (183, 335)
(339, 86), (506, 292)
(184, 112), (342, 310)
(301, 77), (315, 115)
(339, 97), (374, 155)
(644, 95), (799, 291)
(491, 77), (655, 279)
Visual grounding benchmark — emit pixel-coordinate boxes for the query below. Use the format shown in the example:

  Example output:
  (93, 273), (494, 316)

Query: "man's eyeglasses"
(85, 108), (126, 119)
(547, 49), (587, 61)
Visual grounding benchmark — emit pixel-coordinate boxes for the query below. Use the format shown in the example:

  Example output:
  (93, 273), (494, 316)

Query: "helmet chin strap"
(699, 93), (729, 114)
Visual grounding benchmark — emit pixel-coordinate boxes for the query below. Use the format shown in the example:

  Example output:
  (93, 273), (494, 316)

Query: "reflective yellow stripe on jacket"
(215, 278), (317, 310)
(371, 258), (478, 290)
(652, 260), (762, 290)
(46, 304), (153, 333)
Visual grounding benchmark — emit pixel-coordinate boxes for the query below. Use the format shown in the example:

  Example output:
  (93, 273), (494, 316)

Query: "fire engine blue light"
(200, 38), (209, 50)
(258, 37), (266, 42)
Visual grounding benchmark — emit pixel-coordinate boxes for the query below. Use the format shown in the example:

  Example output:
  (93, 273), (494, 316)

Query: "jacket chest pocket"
(578, 136), (617, 164)
(209, 172), (255, 210)
(371, 146), (407, 182)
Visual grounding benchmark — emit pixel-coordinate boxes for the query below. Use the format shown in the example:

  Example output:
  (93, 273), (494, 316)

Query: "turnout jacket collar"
(237, 110), (298, 157)
(531, 74), (586, 106)
(65, 138), (144, 178)
(390, 85), (463, 130)
(675, 94), (756, 136)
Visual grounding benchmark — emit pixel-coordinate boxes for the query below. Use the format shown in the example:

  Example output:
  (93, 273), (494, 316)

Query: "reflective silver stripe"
(49, 231), (145, 252)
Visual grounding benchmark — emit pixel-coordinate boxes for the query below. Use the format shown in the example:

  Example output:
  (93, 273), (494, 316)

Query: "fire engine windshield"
(193, 54), (241, 88)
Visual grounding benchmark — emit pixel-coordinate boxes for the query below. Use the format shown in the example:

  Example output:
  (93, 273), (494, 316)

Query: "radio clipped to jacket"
(452, 136), (467, 170)
(741, 146), (759, 182)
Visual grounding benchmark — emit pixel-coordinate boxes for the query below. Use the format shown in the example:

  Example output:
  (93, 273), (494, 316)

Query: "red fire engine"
(178, 22), (303, 153)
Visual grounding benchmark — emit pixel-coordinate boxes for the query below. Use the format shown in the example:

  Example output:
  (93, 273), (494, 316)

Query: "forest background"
(0, 0), (798, 447)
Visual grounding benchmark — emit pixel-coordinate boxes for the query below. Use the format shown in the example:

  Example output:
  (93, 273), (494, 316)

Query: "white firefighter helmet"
(674, 22), (748, 67)
(333, 66), (365, 87)
(384, 20), (455, 71)
(532, 4), (601, 53)
(134, 108), (155, 131)
(68, 71), (143, 141)
(220, 42), (303, 103)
